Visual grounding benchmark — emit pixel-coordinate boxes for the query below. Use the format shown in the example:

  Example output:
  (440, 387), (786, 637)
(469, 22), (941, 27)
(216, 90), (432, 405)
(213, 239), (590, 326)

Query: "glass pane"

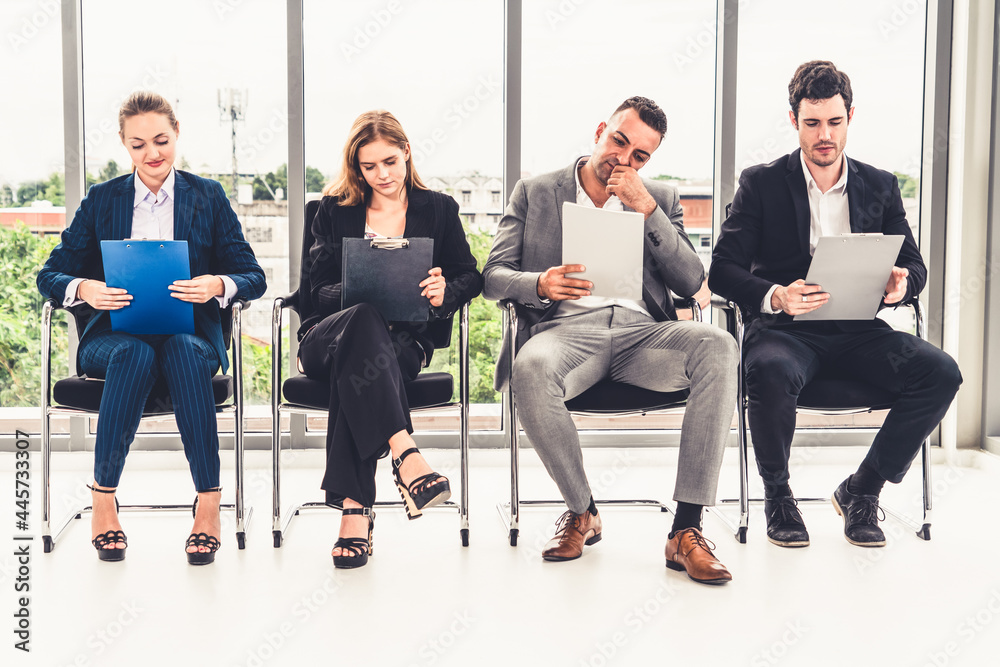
(522, 0), (717, 429)
(735, 1), (927, 430)
(80, 0), (287, 421)
(0, 1), (67, 421)
(304, 0), (505, 428)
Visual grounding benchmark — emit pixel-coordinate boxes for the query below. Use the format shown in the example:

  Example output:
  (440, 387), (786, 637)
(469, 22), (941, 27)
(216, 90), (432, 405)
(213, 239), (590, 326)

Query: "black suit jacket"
(302, 187), (483, 362)
(708, 150), (925, 330)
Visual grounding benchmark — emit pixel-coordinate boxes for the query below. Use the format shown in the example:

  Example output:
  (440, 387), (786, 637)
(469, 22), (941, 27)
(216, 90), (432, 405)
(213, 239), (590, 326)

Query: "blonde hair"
(118, 90), (179, 136)
(323, 110), (427, 206)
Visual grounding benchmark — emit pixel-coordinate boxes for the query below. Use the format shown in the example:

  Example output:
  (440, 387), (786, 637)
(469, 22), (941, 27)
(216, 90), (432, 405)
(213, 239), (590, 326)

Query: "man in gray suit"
(483, 97), (737, 584)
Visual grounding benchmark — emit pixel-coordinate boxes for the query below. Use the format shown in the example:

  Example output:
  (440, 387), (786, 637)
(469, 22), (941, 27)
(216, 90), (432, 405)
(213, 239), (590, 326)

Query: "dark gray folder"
(342, 237), (434, 322)
(101, 240), (195, 335)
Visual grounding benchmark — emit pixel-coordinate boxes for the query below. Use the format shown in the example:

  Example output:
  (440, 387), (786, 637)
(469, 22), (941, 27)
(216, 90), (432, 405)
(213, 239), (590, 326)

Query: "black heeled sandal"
(392, 448), (451, 520)
(332, 507), (375, 569)
(186, 487), (222, 566)
(88, 484), (126, 562)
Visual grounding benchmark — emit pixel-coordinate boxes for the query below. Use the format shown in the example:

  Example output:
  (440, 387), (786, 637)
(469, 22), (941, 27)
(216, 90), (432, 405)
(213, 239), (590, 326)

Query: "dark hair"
(614, 96), (667, 138)
(788, 61), (853, 119)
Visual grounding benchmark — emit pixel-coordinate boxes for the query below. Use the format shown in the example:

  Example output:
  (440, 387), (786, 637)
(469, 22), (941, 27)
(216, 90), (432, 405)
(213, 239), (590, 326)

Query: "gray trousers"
(510, 306), (738, 514)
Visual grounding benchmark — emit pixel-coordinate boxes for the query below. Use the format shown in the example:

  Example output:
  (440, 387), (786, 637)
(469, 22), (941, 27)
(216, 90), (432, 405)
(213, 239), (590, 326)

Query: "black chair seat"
(565, 381), (689, 414)
(797, 378), (898, 411)
(53, 375), (233, 414)
(282, 372), (455, 411)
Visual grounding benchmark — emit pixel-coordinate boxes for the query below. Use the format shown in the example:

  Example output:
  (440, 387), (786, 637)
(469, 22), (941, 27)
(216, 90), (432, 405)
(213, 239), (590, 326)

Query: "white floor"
(5, 445), (1000, 667)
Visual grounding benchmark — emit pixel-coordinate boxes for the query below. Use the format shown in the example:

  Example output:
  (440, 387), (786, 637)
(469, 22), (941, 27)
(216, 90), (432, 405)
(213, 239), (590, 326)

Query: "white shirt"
(761, 152), (851, 314)
(551, 157), (650, 319)
(64, 169), (237, 309)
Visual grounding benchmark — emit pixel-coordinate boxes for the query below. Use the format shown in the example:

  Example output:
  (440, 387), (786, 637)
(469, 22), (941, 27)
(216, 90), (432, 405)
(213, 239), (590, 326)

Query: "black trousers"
(298, 304), (423, 507)
(743, 319), (962, 487)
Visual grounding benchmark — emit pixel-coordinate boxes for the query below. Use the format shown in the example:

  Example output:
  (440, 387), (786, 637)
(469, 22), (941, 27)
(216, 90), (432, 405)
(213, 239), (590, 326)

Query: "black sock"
(848, 460), (886, 497)
(670, 502), (703, 537)
(587, 497), (598, 517)
(765, 483), (793, 500)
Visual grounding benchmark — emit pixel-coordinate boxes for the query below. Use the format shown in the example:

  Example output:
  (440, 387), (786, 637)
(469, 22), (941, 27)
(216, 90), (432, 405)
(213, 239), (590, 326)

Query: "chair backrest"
(295, 196), (455, 350)
(292, 197), (322, 324)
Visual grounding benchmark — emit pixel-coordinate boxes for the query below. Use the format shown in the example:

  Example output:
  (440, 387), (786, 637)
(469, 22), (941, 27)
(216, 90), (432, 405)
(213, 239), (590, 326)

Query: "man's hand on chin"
(606, 165), (656, 218)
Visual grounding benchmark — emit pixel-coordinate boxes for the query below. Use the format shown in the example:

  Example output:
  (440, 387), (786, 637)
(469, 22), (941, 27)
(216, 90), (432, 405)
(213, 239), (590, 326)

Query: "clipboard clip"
(370, 238), (409, 250)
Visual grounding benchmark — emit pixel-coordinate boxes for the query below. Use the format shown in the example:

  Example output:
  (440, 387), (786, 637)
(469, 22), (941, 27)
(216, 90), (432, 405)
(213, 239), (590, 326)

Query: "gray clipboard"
(561, 202), (644, 300)
(796, 234), (904, 321)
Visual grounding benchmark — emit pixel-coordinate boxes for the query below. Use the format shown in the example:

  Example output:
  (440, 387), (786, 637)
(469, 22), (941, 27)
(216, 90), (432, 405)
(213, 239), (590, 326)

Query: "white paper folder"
(560, 202), (644, 300)
(796, 234), (905, 321)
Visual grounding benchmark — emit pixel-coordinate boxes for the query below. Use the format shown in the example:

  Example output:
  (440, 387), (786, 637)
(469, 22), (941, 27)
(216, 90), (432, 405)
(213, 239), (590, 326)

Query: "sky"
(1, 0), (926, 192)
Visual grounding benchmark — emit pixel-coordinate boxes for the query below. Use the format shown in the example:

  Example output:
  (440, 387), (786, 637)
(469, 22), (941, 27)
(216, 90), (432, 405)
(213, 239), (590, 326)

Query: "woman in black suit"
(298, 110), (482, 568)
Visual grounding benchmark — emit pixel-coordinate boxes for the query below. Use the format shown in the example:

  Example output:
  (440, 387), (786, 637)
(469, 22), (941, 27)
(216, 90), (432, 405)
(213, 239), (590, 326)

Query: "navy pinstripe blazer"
(36, 171), (266, 374)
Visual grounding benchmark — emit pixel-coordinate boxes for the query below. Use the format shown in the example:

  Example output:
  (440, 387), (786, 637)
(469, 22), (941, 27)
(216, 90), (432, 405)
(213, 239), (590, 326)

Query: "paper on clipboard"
(796, 234), (904, 321)
(561, 202), (644, 300)
(100, 239), (195, 335)
(342, 237), (434, 322)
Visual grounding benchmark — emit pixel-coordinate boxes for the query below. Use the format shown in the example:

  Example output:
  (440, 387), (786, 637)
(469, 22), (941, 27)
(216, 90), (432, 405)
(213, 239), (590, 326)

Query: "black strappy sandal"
(186, 487), (222, 566)
(392, 448), (451, 520)
(332, 507), (375, 569)
(88, 484), (126, 562)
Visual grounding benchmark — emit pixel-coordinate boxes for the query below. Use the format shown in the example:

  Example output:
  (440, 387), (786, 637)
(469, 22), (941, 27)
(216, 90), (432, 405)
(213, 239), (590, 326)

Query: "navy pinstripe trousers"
(78, 331), (222, 491)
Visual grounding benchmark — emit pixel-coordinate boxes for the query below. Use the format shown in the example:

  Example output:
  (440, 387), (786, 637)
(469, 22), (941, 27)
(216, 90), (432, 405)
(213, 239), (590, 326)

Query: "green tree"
(425, 226), (501, 404)
(253, 164), (327, 201)
(17, 172), (66, 207)
(0, 184), (13, 207)
(238, 333), (290, 405)
(894, 172), (919, 199)
(99, 160), (121, 182)
(306, 165), (326, 193)
(0, 223), (68, 407)
(16, 180), (46, 206)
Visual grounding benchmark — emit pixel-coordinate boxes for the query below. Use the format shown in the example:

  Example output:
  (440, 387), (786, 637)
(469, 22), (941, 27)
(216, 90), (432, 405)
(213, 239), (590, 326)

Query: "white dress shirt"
(761, 152), (851, 314)
(551, 156), (651, 319)
(65, 169), (237, 309)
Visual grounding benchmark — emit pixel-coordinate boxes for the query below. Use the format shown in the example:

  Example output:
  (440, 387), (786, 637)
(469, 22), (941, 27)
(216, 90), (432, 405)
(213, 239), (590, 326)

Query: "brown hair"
(322, 110), (427, 206)
(118, 90), (179, 137)
(788, 61), (853, 119)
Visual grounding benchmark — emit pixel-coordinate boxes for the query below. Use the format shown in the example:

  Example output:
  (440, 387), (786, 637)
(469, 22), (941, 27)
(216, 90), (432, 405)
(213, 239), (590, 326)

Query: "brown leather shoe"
(664, 527), (732, 585)
(541, 509), (602, 562)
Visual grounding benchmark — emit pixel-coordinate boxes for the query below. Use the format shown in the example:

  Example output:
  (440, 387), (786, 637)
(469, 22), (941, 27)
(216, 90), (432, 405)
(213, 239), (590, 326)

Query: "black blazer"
(708, 150), (925, 329)
(301, 187), (483, 362)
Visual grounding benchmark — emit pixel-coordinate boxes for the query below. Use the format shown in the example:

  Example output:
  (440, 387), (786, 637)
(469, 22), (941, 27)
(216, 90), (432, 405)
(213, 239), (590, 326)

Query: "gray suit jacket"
(482, 160), (705, 391)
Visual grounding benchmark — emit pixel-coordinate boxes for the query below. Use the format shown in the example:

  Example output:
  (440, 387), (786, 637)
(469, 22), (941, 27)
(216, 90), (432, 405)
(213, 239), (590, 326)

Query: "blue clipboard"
(100, 240), (195, 335)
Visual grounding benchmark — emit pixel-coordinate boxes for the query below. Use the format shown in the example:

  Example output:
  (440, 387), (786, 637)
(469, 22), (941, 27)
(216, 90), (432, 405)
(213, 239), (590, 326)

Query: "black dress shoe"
(764, 496), (810, 547)
(832, 477), (886, 547)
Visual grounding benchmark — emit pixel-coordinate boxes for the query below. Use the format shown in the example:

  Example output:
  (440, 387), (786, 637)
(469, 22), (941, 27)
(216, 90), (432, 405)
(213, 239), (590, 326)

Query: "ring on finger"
(802, 295), (807, 303)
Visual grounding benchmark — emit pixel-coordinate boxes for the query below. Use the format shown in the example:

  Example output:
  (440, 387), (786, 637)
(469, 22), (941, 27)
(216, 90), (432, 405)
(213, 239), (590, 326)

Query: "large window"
(304, 0), (505, 428)
(79, 0), (287, 426)
(522, 0), (717, 429)
(735, 0), (927, 429)
(0, 1), (66, 423)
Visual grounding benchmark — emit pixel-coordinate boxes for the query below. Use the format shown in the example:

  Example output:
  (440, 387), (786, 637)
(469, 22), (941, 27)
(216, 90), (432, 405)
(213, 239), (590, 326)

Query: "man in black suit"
(709, 61), (961, 548)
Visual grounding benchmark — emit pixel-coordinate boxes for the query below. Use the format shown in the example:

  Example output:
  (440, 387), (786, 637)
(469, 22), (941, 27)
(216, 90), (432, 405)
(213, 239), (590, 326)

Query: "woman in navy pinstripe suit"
(37, 92), (266, 564)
